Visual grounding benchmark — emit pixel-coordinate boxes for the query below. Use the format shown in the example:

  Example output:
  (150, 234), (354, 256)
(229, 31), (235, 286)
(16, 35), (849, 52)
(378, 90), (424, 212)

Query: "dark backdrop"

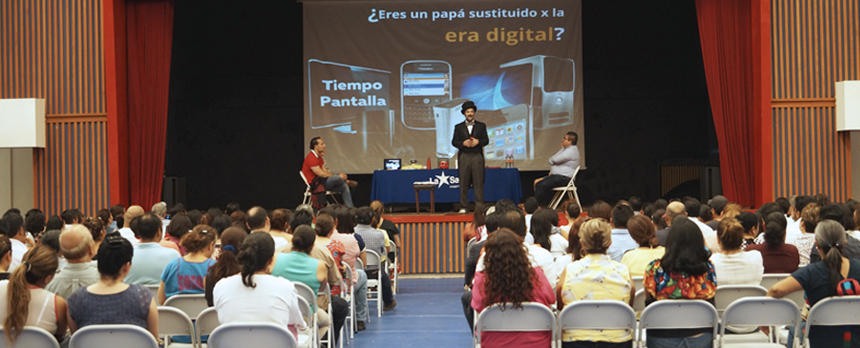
(165, 0), (716, 211)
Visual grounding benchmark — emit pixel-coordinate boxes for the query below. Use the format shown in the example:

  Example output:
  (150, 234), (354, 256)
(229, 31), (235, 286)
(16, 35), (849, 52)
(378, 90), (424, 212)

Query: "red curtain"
(695, 0), (756, 207)
(125, 0), (173, 208)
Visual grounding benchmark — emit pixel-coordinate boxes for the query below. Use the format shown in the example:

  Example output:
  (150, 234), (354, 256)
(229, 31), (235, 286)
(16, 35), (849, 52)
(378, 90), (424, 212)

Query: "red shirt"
(302, 151), (324, 183)
(745, 243), (800, 273)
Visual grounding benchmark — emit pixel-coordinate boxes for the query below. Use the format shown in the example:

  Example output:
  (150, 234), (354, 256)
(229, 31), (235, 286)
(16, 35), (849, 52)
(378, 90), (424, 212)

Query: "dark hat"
(461, 101), (477, 115)
(708, 195), (728, 211)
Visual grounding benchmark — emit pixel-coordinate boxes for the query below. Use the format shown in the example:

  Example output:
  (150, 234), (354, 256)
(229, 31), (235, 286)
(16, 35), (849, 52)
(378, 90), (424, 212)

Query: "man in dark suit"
(451, 101), (489, 213)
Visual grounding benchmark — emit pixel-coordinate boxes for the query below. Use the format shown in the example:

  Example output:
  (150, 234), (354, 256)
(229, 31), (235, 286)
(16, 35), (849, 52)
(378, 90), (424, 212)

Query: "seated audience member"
(546, 216), (586, 287)
(621, 214), (665, 278)
(523, 197), (539, 243)
(589, 201), (612, 221)
(4, 213), (28, 270)
(558, 219), (634, 348)
(371, 200), (401, 261)
(463, 204), (487, 242)
(97, 208), (113, 236)
(157, 225), (216, 304)
(46, 225), (99, 299)
(643, 217), (717, 347)
(125, 214), (181, 285)
(471, 228), (556, 348)
(0, 246), (67, 344)
(746, 212), (799, 273)
(81, 217), (107, 258)
(204, 227), (247, 306)
(24, 209), (46, 243)
(268, 208), (293, 251)
(214, 232), (307, 338)
(722, 202), (743, 219)
(560, 203), (582, 239)
(45, 215), (64, 232)
(272, 226), (345, 344)
(607, 204), (638, 262)
(163, 215), (192, 255)
(810, 204), (860, 262)
(531, 208), (569, 259)
(330, 206), (369, 330)
(655, 202), (685, 246)
(0, 235), (12, 279)
(705, 195), (729, 230)
(315, 214), (346, 295)
(67, 234), (158, 339)
(710, 217), (764, 285)
(461, 211), (504, 331)
(789, 203), (819, 267)
(684, 197), (720, 253)
(117, 205), (144, 246)
(353, 206), (396, 311)
(736, 212), (760, 248)
(533, 131), (579, 207)
(768, 220), (860, 348)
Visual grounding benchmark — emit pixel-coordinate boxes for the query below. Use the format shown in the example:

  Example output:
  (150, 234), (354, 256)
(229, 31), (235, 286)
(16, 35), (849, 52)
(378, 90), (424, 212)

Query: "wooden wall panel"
(771, 0), (859, 201)
(1, 0), (108, 216)
(396, 221), (467, 274)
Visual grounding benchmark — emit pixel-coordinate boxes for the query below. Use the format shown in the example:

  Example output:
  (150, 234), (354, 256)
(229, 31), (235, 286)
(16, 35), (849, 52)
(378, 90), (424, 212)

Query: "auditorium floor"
(351, 277), (473, 347)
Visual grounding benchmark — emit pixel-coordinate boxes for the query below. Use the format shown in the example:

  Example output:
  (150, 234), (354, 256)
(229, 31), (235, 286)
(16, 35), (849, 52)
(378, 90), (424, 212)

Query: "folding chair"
(195, 307), (220, 346)
(558, 300), (636, 347)
(69, 324), (159, 348)
(340, 261), (355, 341)
(0, 326), (60, 348)
(163, 294), (209, 321)
(466, 237), (477, 259)
(294, 282), (321, 348)
(631, 276), (643, 293)
(296, 295), (317, 348)
(300, 171), (339, 206)
(365, 250), (383, 318)
(475, 302), (556, 348)
(389, 243), (399, 294)
(157, 306), (198, 348)
(144, 283), (160, 296)
(803, 296), (860, 348)
(549, 166), (581, 210)
(319, 282), (338, 348)
(632, 289), (646, 315)
(713, 285), (770, 343)
(638, 300), (719, 348)
(760, 273), (790, 290)
(719, 297), (801, 348)
(207, 322), (298, 348)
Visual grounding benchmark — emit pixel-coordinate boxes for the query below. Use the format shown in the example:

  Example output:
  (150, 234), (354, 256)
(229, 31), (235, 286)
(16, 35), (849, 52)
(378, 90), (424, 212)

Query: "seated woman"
(768, 220), (860, 348)
(0, 235), (12, 279)
(67, 234), (158, 339)
(0, 245), (67, 344)
(163, 215), (192, 256)
(621, 214), (665, 278)
(790, 203), (820, 267)
(471, 228), (556, 348)
(158, 225), (217, 304)
(710, 217), (764, 285)
(214, 232), (307, 338)
(204, 226), (247, 306)
(558, 219), (634, 348)
(532, 208), (569, 259)
(746, 212), (799, 273)
(643, 217), (717, 348)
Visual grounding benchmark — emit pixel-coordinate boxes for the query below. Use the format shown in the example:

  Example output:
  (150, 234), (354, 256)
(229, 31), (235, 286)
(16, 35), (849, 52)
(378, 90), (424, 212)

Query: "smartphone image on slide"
(401, 60), (452, 130)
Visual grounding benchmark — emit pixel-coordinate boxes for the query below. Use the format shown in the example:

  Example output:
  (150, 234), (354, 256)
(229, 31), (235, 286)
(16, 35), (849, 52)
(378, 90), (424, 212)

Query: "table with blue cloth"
(370, 168), (522, 204)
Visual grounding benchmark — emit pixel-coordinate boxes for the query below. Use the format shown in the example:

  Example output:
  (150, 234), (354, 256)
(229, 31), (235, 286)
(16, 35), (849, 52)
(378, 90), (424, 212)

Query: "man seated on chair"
(302, 136), (355, 207)
(533, 131), (580, 207)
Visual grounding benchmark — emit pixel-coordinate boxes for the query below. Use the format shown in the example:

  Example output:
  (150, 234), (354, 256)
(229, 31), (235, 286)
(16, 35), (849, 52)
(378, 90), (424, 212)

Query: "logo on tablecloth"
(432, 172), (459, 189)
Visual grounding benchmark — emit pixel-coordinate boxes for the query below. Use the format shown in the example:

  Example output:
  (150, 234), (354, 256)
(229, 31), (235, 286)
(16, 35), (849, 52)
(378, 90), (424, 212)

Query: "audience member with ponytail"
(710, 217), (764, 285)
(557, 218), (634, 348)
(747, 212), (799, 273)
(769, 220), (860, 348)
(157, 224), (216, 304)
(213, 231), (307, 338)
(621, 214), (665, 277)
(67, 234), (158, 340)
(204, 226), (247, 306)
(0, 245), (67, 344)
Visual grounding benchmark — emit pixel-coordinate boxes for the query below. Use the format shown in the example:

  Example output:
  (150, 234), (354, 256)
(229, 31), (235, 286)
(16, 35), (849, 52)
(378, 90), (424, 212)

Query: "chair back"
(721, 296), (800, 331)
(294, 282), (318, 312)
(476, 302), (556, 344)
(0, 326), (60, 348)
(558, 300), (636, 332)
(163, 293), (209, 320)
(760, 273), (790, 290)
(300, 171), (311, 187)
(157, 306), (198, 346)
(632, 289), (646, 314)
(466, 237), (477, 259)
(366, 250), (382, 271)
(355, 258), (365, 270)
(805, 296), (860, 328)
(143, 284), (159, 295)
(639, 300), (718, 346)
(341, 261), (354, 289)
(69, 324), (159, 348)
(714, 285), (768, 315)
(631, 276), (643, 292)
(208, 322), (298, 348)
(196, 307), (221, 338)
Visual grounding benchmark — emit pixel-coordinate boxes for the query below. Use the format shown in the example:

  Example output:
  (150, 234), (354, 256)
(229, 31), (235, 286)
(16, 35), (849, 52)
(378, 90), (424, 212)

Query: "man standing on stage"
(534, 131), (580, 207)
(451, 101), (489, 213)
(302, 136), (355, 207)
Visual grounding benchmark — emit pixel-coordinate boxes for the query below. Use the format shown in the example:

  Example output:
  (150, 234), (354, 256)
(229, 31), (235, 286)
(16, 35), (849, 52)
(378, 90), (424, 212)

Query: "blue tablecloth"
(370, 168), (522, 204)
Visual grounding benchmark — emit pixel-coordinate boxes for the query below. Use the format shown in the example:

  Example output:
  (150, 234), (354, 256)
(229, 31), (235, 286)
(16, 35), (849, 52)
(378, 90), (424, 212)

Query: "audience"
(557, 218), (634, 348)
(0, 235), (11, 279)
(0, 245), (67, 344)
(531, 208), (568, 258)
(371, 200), (401, 262)
(81, 217), (107, 258)
(710, 217), (764, 285)
(315, 214), (346, 296)
(546, 215), (586, 287)
(606, 204), (637, 262)
(163, 214), (192, 255)
(789, 203), (820, 267)
(746, 212), (799, 273)
(67, 234), (158, 340)
(125, 213), (181, 285)
(46, 225), (99, 299)
(157, 224), (216, 304)
(4, 213), (28, 270)
(559, 203), (582, 239)
(353, 206), (396, 310)
(268, 208), (293, 251)
(117, 206), (144, 246)
(330, 206), (369, 329)
(471, 228), (555, 348)
(810, 204), (860, 262)
(621, 214), (665, 278)
(204, 226), (247, 306)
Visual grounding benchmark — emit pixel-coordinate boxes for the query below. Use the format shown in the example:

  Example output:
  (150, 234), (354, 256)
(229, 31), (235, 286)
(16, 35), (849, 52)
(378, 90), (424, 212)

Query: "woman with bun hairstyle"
(621, 214), (665, 278)
(157, 225), (216, 304)
(0, 245), (67, 344)
(204, 226), (247, 306)
(746, 212), (799, 273)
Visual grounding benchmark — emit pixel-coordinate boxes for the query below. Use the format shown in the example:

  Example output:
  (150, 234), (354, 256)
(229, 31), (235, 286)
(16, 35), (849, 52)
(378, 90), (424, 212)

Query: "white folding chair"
(389, 242), (399, 294)
(719, 297), (801, 348)
(549, 166), (581, 210)
(195, 307), (220, 346)
(207, 322), (298, 348)
(163, 294), (209, 321)
(0, 326), (60, 348)
(760, 273), (790, 290)
(466, 237), (477, 259)
(294, 282), (320, 348)
(157, 306), (198, 348)
(638, 300), (719, 348)
(144, 284), (160, 296)
(340, 261), (355, 341)
(296, 295), (317, 348)
(803, 296), (860, 348)
(714, 285), (769, 316)
(319, 282), (337, 348)
(475, 302), (556, 348)
(300, 171), (339, 206)
(632, 289), (646, 315)
(69, 324), (159, 348)
(558, 300), (636, 347)
(631, 276), (643, 293)
(365, 250), (383, 318)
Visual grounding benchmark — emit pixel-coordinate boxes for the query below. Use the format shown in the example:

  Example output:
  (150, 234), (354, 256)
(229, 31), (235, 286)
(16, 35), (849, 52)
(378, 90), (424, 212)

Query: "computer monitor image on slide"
(500, 55), (575, 130)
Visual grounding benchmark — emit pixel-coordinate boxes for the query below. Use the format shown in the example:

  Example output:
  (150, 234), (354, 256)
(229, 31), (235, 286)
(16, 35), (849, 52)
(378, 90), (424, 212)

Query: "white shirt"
(785, 216), (802, 241)
(9, 238), (27, 271)
(214, 274), (308, 334)
(690, 217), (721, 253)
(549, 233), (569, 259)
(116, 227), (139, 247)
(710, 250), (764, 285)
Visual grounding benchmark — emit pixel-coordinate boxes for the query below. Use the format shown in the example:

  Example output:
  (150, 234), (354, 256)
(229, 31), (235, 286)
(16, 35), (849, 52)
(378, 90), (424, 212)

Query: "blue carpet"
(349, 277), (473, 347)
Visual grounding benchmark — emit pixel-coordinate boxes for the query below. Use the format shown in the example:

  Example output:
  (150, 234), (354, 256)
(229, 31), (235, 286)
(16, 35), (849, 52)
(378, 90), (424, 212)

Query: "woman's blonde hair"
(579, 219), (612, 254)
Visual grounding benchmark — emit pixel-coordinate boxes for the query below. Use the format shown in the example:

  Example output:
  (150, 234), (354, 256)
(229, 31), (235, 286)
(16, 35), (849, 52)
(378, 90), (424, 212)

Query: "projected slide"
(304, 0), (583, 173)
